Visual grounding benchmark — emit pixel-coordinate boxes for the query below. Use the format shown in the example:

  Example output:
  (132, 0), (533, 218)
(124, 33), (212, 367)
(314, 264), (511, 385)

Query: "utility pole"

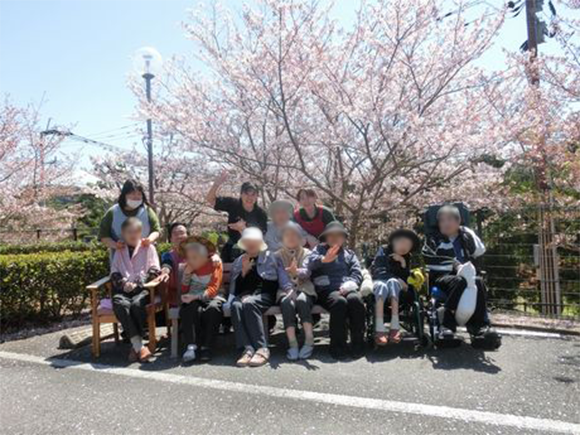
(524, 0), (561, 316)
(144, 71), (155, 207)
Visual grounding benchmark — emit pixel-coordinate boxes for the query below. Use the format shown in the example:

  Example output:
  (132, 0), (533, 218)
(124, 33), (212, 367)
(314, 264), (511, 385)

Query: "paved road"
(0, 325), (579, 435)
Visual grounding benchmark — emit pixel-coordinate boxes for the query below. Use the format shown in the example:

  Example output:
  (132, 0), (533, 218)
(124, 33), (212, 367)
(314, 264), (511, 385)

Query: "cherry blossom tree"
(0, 97), (75, 240)
(143, 0), (522, 245)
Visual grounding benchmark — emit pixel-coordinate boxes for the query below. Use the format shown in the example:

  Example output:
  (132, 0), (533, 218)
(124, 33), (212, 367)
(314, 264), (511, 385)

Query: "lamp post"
(133, 46), (162, 206)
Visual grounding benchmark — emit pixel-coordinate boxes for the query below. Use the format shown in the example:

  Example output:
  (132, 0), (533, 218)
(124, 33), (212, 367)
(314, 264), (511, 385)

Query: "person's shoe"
(199, 348), (212, 362)
(438, 326), (456, 341)
(350, 343), (365, 360)
(182, 344), (197, 363)
(299, 344), (314, 360)
(287, 346), (299, 361)
(128, 348), (139, 363)
(374, 331), (388, 346)
(329, 346), (348, 361)
(236, 349), (254, 367)
(249, 348), (270, 367)
(470, 326), (502, 350)
(389, 329), (402, 344)
(138, 347), (152, 363)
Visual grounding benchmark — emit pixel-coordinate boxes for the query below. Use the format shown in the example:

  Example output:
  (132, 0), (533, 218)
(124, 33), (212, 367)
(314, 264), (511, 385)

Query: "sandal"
(374, 331), (388, 346)
(236, 349), (254, 367)
(249, 348), (270, 367)
(389, 329), (402, 344)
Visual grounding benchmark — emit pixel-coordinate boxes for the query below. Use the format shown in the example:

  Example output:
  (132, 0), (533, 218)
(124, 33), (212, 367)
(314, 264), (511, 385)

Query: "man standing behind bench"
(206, 170), (268, 263)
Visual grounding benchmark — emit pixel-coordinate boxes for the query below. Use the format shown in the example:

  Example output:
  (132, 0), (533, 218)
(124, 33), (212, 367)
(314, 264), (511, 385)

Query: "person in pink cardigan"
(111, 217), (161, 363)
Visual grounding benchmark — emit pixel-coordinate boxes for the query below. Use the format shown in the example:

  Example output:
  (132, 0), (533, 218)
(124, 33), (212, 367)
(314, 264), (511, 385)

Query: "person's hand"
(115, 240), (125, 250)
(285, 259), (298, 277)
(322, 245), (340, 263)
(211, 253), (222, 267)
(228, 219), (246, 233)
(141, 237), (151, 247)
(158, 270), (170, 283)
(215, 169), (228, 185)
(123, 282), (136, 293)
(398, 278), (408, 291)
(181, 294), (195, 304)
(390, 253), (406, 269)
(241, 254), (253, 277)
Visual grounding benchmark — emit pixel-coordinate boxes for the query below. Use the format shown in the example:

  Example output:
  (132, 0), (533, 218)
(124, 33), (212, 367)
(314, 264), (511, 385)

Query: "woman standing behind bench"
(293, 188), (336, 248)
(99, 179), (161, 254)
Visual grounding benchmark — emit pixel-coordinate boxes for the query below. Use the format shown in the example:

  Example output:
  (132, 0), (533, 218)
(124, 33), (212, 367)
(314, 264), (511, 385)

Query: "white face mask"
(125, 199), (143, 210)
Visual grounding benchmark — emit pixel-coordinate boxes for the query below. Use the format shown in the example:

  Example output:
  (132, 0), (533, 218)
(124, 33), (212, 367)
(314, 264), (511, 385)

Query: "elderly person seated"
(230, 227), (291, 367)
(305, 221), (365, 360)
(275, 222), (316, 360)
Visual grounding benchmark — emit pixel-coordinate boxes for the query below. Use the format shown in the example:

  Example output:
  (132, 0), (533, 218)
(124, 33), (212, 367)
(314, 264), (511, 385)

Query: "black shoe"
(350, 343), (365, 360)
(199, 348), (212, 362)
(438, 326), (457, 341)
(330, 346), (348, 361)
(471, 327), (502, 350)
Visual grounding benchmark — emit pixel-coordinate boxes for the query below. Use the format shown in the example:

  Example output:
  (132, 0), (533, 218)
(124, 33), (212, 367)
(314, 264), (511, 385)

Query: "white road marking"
(1, 350), (579, 434)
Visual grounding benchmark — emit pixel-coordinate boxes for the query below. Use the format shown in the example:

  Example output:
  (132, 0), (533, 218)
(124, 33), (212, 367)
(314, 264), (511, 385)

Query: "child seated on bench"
(178, 236), (224, 363)
(371, 229), (420, 346)
(275, 222), (316, 360)
(111, 217), (161, 363)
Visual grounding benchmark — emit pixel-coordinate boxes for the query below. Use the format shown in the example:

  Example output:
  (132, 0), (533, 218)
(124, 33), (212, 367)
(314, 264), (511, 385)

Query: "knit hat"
(388, 229), (421, 252)
(319, 221), (348, 241)
(237, 227), (268, 252)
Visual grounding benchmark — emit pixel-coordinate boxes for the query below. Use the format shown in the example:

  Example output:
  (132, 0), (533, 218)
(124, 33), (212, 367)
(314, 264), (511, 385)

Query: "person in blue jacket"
(305, 221), (365, 360)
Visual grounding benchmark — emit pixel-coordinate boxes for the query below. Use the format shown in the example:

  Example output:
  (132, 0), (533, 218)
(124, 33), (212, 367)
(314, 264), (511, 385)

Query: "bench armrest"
(87, 276), (110, 290)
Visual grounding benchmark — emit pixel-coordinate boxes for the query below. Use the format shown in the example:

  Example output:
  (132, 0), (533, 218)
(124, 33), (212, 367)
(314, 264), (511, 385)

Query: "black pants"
(113, 290), (150, 339)
(180, 299), (224, 349)
(316, 288), (365, 352)
(434, 274), (489, 330)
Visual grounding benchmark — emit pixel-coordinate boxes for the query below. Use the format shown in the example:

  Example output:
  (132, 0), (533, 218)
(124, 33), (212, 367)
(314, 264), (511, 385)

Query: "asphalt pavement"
(0, 323), (579, 435)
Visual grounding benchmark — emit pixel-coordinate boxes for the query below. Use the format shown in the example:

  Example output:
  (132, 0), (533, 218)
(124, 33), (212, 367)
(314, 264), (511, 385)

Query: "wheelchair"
(364, 282), (429, 349)
(423, 203), (502, 350)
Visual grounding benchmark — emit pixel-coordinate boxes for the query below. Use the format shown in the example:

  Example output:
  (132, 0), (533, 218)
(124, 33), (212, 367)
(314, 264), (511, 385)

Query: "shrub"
(0, 250), (109, 328)
(0, 241), (104, 256)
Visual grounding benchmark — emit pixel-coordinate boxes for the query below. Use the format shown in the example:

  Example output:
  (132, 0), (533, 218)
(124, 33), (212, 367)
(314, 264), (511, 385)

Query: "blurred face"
(392, 237), (413, 256)
(325, 232), (345, 248)
(243, 239), (262, 256)
(241, 190), (258, 210)
(298, 192), (316, 209)
(171, 225), (188, 247)
(185, 247), (209, 270)
(272, 208), (290, 226)
(122, 224), (143, 247)
(282, 230), (301, 250)
(438, 213), (461, 237)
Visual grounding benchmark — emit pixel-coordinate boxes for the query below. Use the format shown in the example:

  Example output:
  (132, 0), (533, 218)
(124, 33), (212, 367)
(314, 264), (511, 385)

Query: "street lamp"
(133, 46), (162, 206)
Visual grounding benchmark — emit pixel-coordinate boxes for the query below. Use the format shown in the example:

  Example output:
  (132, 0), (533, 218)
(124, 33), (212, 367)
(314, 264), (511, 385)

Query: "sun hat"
(178, 235), (216, 258)
(268, 199), (295, 219)
(319, 221), (348, 241)
(237, 227), (268, 252)
(388, 229), (421, 252)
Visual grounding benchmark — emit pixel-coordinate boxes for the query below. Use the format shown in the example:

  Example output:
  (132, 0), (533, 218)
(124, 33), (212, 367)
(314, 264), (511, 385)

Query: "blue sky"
(0, 0), (575, 179)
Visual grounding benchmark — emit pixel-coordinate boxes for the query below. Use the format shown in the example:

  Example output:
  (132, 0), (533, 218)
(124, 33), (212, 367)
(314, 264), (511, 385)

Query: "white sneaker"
(182, 344), (197, 363)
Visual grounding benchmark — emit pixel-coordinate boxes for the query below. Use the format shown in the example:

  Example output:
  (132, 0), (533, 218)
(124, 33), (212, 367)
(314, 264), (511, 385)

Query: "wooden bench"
(88, 276), (166, 358)
(168, 263), (328, 358)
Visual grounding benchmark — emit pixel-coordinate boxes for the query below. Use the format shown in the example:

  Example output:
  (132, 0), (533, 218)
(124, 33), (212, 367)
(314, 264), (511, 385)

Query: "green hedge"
(0, 241), (104, 256)
(0, 250), (109, 328)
